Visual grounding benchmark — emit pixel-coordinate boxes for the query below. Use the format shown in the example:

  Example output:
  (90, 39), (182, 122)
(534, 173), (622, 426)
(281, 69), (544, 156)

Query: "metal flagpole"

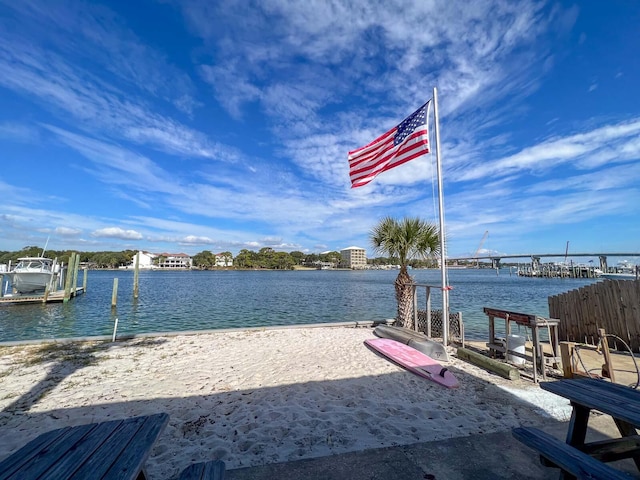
(432, 87), (449, 347)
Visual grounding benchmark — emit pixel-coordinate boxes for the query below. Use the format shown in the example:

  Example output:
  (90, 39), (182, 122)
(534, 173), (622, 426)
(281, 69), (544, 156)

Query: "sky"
(1, 1), (639, 262)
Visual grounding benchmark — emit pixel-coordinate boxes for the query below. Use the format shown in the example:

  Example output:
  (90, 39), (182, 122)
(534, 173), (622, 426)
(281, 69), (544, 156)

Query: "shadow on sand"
(1, 337), (637, 480)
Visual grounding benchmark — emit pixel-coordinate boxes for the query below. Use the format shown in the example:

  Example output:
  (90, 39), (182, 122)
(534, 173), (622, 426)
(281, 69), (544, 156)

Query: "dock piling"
(133, 252), (140, 299)
(72, 253), (80, 297)
(63, 254), (76, 303)
(111, 278), (118, 308)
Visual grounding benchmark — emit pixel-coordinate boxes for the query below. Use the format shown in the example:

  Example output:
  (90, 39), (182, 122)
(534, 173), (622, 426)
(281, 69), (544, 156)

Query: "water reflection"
(0, 269), (597, 342)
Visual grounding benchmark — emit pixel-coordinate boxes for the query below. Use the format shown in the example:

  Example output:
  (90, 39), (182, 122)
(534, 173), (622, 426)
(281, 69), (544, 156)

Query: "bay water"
(0, 268), (598, 343)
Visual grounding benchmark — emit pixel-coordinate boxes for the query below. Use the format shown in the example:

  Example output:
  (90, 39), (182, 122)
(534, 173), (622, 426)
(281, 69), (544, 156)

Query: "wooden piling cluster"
(518, 265), (601, 278)
(0, 252), (87, 305)
(549, 279), (640, 351)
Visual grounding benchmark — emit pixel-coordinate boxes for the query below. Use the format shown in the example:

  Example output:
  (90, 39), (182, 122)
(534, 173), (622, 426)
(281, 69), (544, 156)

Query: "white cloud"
(0, 34), (236, 162)
(55, 226), (82, 236)
(0, 122), (39, 143)
(180, 235), (214, 245)
(92, 227), (144, 240)
(457, 119), (640, 181)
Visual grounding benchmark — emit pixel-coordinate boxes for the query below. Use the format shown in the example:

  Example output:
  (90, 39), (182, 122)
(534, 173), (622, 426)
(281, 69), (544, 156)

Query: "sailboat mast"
(432, 87), (449, 347)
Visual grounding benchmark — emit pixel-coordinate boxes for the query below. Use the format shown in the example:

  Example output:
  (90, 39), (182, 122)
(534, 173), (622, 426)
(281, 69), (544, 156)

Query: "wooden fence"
(548, 279), (640, 351)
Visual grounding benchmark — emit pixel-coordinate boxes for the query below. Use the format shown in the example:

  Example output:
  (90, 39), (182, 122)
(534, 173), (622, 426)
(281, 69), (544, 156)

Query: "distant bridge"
(449, 252), (640, 271)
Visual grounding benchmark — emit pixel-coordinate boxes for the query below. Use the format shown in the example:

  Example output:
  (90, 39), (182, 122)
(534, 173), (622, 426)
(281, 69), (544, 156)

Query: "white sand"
(0, 326), (571, 478)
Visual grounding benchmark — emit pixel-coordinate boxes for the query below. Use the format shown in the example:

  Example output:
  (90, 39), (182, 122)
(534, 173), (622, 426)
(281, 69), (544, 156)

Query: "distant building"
(214, 252), (233, 267)
(156, 253), (192, 269)
(340, 246), (367, 269)
(120, 251), (156, 270)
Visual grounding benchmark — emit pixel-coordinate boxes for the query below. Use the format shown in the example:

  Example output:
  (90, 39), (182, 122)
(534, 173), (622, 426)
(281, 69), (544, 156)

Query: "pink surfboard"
(365, 338), (459, 388)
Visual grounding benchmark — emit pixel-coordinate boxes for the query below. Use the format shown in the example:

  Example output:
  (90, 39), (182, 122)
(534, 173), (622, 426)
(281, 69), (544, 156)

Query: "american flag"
(348, 101), (431, 188)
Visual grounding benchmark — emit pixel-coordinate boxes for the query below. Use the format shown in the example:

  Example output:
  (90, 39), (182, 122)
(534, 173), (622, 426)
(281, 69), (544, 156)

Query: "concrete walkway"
(226, 416), (640, 480)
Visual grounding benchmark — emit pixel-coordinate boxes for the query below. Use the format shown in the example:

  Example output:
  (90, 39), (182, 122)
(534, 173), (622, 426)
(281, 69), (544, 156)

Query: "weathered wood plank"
(88, 413), (168, 479)
(179, 460), (226, 480)
(0, 424), (95, 479)
(581, 434), (640, 462)
(0, 413), (169, 480)
(456, 347), (520, 380)
(512, 427), (633, 480)
(549, 280), (640, 351)
(541, 378), (640, 427)
(0, 427), (71, 480)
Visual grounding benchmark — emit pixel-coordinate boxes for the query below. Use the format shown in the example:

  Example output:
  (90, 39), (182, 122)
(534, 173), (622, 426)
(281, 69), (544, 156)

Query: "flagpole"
(432, 87), (449, 347)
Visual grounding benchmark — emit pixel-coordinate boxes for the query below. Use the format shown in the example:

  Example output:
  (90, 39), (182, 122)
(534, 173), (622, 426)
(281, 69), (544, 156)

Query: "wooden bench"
(0, 413), (168, 480)
(512, 427), (633, 479)
(178, 460), (225, 480)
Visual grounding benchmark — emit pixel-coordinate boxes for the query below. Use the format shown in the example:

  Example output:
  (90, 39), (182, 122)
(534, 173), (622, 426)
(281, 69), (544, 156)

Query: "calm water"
(0, 268), (598, 342)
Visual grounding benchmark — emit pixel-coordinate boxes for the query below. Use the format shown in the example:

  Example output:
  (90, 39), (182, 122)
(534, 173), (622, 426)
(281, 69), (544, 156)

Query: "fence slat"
(549, 280), (640, 352)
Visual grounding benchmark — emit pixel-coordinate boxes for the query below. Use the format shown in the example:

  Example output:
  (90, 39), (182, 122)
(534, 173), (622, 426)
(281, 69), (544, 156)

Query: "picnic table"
(513, 378), (640, 479)
(0, 413), (169, 480)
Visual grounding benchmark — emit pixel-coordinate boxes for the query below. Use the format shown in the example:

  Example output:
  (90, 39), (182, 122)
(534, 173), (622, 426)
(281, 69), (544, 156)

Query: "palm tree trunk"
(394, 268), (414, 329)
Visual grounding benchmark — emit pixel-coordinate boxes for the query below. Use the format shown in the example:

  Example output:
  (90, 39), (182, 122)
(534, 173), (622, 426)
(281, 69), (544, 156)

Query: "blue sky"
(1, 1), (639, 261)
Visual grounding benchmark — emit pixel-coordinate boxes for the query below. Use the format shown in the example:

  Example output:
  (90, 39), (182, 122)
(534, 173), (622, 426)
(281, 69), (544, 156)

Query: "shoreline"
(0, 326), (571, 478)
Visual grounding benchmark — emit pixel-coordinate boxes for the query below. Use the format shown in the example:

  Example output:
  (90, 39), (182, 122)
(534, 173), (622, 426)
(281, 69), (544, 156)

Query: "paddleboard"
(373, 324), (449, 361)
(365, 338), (459, 388)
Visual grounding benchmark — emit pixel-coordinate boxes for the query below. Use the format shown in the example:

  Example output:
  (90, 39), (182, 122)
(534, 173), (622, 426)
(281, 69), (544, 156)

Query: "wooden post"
(42, 284), (50, 303)
(111, 278), (118, 308)
(598, 328), (616, 382)
(63, 254), (76, 302)
(413, 284), (418, 331)
(72, 253), (80, 297)
(426, 286), (431, 338)
(83, 268), (88, 292)
(0, 274), (3, 298)
(133, 252), (140, 299)
(559, 341), (575, 378)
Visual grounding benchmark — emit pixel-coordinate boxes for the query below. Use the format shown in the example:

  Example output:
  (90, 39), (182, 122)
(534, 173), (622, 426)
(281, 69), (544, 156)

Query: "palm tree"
(370, 216), (440, 329)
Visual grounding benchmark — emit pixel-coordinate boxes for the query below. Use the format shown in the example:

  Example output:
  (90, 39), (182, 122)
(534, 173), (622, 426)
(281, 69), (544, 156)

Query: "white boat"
(601, 260), (639, 280)
(6, 257), (57, 293)
(601, 272), (638, 280)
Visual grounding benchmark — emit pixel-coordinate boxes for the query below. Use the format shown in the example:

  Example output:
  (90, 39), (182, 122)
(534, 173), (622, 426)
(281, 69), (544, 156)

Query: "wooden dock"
(0, 287), (85, 305)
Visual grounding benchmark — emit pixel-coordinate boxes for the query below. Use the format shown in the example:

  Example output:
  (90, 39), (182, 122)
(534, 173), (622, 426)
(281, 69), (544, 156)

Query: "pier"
(449, 251), (640, 279)
(515, 264), (601, 278)
(0, 287), (85, 305)
(0, 251), (87, 305)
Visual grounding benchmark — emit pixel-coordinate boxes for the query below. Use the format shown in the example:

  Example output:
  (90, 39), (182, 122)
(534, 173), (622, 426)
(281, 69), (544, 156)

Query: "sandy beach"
(0, 326), (572, 479)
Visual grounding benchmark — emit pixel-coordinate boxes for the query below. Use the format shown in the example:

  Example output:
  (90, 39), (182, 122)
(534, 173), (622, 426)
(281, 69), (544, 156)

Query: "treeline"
(0, 246), (342, 270)
(0, 246), (138, 269)
(231, 248), (342, 270)
(0, 246), (438, 270)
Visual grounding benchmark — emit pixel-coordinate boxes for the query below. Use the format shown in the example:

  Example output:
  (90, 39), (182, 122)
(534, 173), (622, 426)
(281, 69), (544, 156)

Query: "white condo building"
(340, 246), (367, 269)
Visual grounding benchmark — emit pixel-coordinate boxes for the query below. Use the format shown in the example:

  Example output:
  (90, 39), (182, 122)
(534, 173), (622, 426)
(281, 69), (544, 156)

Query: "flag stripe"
(350, 136), (429, 187)
(349, 128), (429, 186)
(347, 101), (431, 188)
(349, 128), (428, 176)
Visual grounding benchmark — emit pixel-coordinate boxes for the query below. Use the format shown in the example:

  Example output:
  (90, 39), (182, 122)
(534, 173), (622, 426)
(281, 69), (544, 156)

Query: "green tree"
(319, 251), (341, 267)
(289, 251), (305, 265)
(258, 247), (275, 269)
(218, 251), (233, 267)
(192, 250), (216, 269)
(235, 249), (256, 268)
(370, 216), (440, 329)
(272, 251), (293, 270)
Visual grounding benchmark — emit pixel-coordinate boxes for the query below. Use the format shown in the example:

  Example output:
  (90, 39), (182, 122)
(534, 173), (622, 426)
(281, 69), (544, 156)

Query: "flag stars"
(395, 104), (428, 145)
